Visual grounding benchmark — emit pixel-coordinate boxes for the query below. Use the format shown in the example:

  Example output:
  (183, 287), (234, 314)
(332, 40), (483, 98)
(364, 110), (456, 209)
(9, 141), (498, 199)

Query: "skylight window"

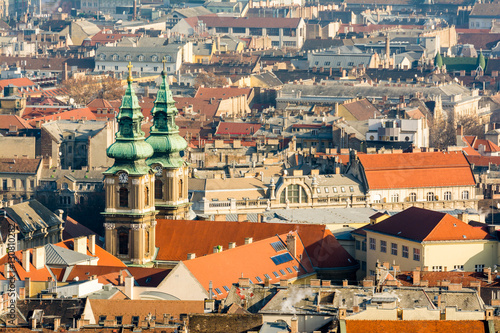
(255, 276), (262, 282)
(279, 269), (286, 276)
(271, 253), (294, 265)
(214, 288), (222, 294)
(270, 241), (287, 252)
(273, 271), (280, 278)
(223, 286), (230, 292)
(293, 266), (299, 272)
(264, 273), (271, 279)
(286, 267), (293, 274)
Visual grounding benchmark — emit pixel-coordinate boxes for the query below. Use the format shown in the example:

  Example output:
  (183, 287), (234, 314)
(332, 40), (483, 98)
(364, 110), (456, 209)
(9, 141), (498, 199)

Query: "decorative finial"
(162, 57), (167, 74)
(127, 62), (133, 83)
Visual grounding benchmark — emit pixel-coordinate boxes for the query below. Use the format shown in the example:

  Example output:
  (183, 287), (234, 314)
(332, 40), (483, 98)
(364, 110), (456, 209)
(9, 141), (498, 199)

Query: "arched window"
(179, 179), (183, 198)
(279, 184), (307, 204)
(426, 192), (435, 201)
(462, 190), (469, 200)
(119, 187), (129, 207)
(145, 186), (149, 206)
(155, 179), (163, 199)
(118, 230), (129, 255)
(409, 192), (417, 202)
(390, 193), (399, 203)
(444, 191), (452, 201)
(145, 230), (150, 254)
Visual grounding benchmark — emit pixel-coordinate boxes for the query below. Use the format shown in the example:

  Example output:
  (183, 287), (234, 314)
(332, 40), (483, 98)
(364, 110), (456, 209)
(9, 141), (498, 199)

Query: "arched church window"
(179, 179), (183, 198)
(119, 187), (129, 207)
(155, 179), (163, 199)
(118, 230), (129, 255)
(145, 186), (149, 206)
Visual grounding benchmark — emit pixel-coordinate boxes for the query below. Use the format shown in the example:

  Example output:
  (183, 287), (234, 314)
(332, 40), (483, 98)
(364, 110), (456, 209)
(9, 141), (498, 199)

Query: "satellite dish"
(58, 7), (62, 13)
(69, 98), (75, 104)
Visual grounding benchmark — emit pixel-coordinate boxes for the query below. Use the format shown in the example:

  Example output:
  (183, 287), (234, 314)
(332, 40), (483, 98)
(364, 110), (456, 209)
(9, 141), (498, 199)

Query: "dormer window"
(125, 54), (131, 61)
(152, 55), (158, 62)
(99, 54), (106, 60)
(112, 54), (118, 61)
(138, 55), (144, 61)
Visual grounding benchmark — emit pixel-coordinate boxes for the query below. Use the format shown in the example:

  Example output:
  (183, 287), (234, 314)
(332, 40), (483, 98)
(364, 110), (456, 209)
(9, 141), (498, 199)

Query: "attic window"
(214, 288), (222, 295)
(279, 269), (286, 276)
(463, 235), (467, 239)
(293, 266), (299, 272)
(264, 273), (271, 280)
(255, 276), (262, 283)
(223, 286), (230, 292)
(132, 316), (139, 326)
(273, 271), (280, 278)
(286, 267), (293, 274)
(453, 224), (457, 227)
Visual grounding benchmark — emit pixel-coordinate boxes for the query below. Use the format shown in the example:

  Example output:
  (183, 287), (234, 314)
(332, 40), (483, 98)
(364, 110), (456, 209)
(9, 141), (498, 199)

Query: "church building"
(102, 62), (188, 265)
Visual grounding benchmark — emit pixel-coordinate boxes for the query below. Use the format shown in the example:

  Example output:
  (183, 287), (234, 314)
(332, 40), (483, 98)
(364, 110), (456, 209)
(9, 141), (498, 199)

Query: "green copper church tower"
(146, 60), (190, 220)
(103, 63), (157, 265)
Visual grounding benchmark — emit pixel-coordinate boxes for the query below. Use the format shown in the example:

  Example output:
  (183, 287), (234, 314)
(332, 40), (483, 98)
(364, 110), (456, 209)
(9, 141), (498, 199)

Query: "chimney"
(238, 277), (250, 287)
(32, 246), (45, 270)
(280, 279), (289, 287)
(485, 267), (492, 284)
(343, 279), (348, 287)
(244, 237), (253, 244)
(74, 236), (87, 255)
(53, 318), (61, 331)
(22, 250), (30, 272)
(31, 318), (37, 330)
(187, 253), (196, 260)
(119, 271), (124, 286)
(290, 316), (298, 333)
(213, 245), (222, 253)
(125, 276), (134, 300)
(413, 268), (421, 285)
(25, 277), (31, 298)
(286, 233), (296, 257)
(88, 235), (95, 255)
(228, 242), (236, 249)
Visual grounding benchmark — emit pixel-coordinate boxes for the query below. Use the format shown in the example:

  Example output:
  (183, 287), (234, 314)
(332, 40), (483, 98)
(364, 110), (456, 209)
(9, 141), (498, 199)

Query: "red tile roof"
(215, 122), (261, 136)
(27, 107), (97, 125)
(175, 97), (220, 119)
(0, 158), (41, 174)
(196, 15), (301, 29)
(0, 249), (53, 281)
(466, 155), (500, 167)
(65, 265), (129, 285)
(396, 270), (487, 288)
(344, 320), (487, 333)
(0, 78), (36, 91)
(0, 115), (33, 130)
(342, 98), (381, 121)
(154, 220), (356, 269)
(363, 207), (494, 242)
(357, 151), (476, 189)
(183, 232), (314, 299)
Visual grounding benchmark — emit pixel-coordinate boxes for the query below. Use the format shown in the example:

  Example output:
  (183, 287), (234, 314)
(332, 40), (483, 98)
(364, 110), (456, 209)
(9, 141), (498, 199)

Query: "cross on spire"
(162, 57), (166, 73)
(127, 62), (133, 83)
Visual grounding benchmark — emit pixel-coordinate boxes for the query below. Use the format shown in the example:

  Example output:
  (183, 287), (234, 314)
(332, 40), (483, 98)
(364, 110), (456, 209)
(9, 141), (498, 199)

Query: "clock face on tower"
(154, 165), (163, 176)
(118, 172), (129, 183)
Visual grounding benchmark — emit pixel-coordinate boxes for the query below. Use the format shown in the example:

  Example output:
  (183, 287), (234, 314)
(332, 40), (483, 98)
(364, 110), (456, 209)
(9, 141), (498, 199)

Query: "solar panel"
(271, 253), (294, 265)
(270, 241), (287, 252)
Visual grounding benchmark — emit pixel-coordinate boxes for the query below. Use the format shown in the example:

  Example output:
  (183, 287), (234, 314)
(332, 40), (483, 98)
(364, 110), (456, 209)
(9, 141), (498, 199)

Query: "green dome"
(107, 140), (154, 161)
(146, 65), (187, 169)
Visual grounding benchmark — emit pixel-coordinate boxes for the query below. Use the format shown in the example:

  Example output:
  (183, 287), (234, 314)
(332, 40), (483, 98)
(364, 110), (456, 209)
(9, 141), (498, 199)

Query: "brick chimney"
(413, 267), (421, 285)
(485, 267), (492, 284)
(286, 233), (296, 257)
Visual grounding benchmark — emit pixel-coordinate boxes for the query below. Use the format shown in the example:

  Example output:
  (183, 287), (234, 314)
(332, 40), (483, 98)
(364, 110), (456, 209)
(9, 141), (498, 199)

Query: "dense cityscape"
(0, 0), (498, 331)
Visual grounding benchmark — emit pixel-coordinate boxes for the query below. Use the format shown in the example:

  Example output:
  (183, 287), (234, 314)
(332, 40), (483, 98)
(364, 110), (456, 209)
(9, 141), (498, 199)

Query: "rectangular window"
(115, 66), (118, 71)
(454, 265), (464, 271)
(402, 245), (409, 258)
(215, 27), (229, 33)
(362, 240), (366, 252)
(333, 187), (338, 193)
(432, 266), (442, 272)
(273, 271), (279, 278)
(2, 179), (7, 189)
(380, 240), (387, 253)
(369, 238), (376, 250)
(341, 187), (346, 193)
(349, 186), (354, 192)
(116, 316), (122, 325)
(249, 28), (262, 36)
(279, 269), (285, 276)
(475, 264), (484, 272)
(223, 286), (230, 292)
(362, 261), (366, 271)
(232, 27), (246, 34)
(264, 273), (271, 279)
(369, 270), (375, 276)
(99, 316), (106, 324)
(102, 65), (105, 70)
(286, 267), (293, 274)
(267, 28), (280, 36)
(324, 187), (329, 193)
(355, 240), (360, 250)
(413, 248), (420, 261)
(214, 288), (222, 294)
(132, 317), (139, 326)
(255, 276), (262, 282)
(391, 243), (397, 256)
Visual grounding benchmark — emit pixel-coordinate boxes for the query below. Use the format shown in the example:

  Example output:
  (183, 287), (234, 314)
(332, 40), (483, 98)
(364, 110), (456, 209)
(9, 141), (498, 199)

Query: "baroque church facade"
(103, 62), (189, 265)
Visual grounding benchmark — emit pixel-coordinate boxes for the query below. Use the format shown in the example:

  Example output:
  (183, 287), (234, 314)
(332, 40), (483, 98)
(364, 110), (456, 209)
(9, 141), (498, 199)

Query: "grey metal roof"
(41, 120), (108, 144)
(5, 200), (62, 234)
(44, 243), (95, 266)
(259, 321), (290, 333)
(265, 207), (378, 225)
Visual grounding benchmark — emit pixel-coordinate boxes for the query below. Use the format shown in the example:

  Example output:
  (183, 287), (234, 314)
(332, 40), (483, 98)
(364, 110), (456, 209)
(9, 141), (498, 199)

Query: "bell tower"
(146, 60), (190, 220)
(103, 63), (156, 265)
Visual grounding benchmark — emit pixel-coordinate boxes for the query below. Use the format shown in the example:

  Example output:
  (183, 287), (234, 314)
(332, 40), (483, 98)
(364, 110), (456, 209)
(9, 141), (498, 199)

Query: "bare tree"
(430, 113), (485, 149)
(194, 72), (227, 89)
(63, 76), (124, 105)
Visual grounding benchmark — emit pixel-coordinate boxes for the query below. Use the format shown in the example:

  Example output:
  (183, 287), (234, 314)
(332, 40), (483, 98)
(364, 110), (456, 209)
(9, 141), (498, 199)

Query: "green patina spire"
(434, 52), (443, 69)
(105, 62), (154, 175)
(146, 59), (187, 168)
(477, 51), (485, 71)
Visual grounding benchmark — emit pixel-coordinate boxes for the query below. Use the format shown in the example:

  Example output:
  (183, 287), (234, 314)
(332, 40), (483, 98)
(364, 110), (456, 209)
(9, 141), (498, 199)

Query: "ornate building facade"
(103, 64), (157, 265)
(146, 63), (190, 220)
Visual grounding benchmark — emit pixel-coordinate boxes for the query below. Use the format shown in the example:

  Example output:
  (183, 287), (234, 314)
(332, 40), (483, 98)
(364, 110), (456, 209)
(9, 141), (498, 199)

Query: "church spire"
(146, 58), (187, 168)
(106, 62), (154, 175)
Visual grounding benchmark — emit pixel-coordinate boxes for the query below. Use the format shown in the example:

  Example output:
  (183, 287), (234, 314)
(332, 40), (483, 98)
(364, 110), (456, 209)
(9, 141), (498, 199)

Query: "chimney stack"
(33, 246), (45, 270)
(125, 276), (134, 300)
(244, 237), (253, 244)
(88, 235), (95, 255)
(286, 233), (296, 257)
(22, 250), (30, 272)
(74, 236), (87, 255)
